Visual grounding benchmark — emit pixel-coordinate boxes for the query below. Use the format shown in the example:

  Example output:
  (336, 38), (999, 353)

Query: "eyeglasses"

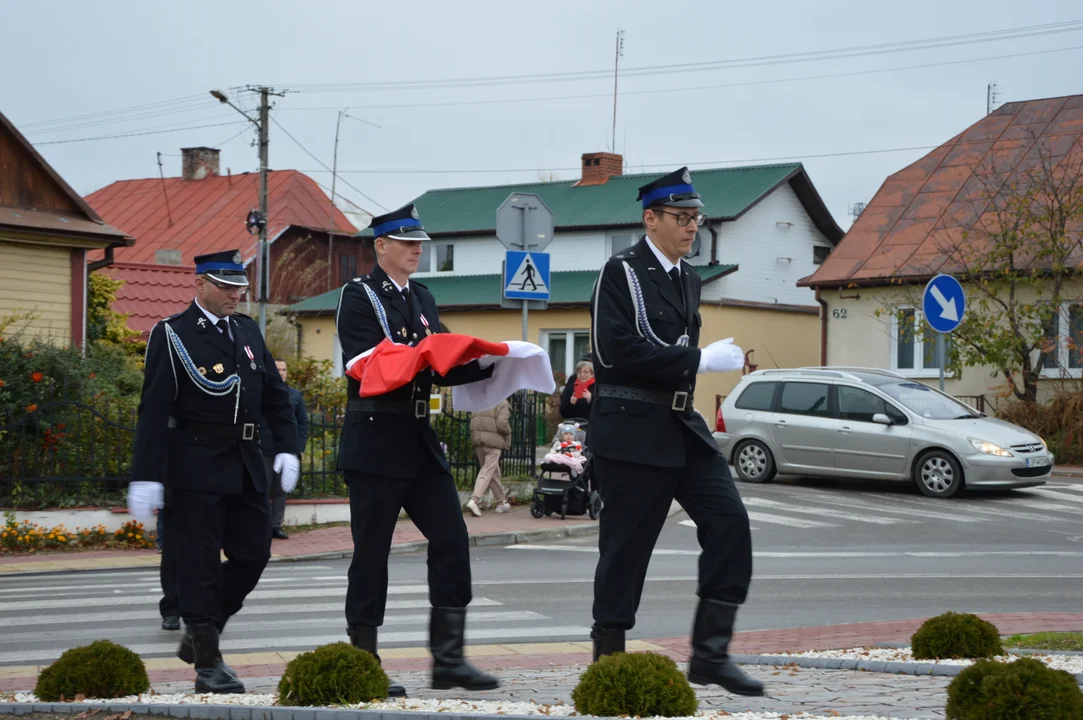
(204, 277), (248, 295)
(656, 210), (706, 227)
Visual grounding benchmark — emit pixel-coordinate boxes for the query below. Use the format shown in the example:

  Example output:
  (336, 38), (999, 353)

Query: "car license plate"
(1026, 455), (1051, 468)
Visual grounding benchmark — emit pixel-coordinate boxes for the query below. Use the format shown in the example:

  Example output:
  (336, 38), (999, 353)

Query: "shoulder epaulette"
(351, 275), (371, 285)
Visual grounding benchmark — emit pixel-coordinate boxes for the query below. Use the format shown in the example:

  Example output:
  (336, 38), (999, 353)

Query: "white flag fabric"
(452, 341), (556, 412)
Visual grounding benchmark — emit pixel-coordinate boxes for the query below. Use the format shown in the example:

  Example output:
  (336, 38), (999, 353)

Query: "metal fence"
(0, 390), (552, 508)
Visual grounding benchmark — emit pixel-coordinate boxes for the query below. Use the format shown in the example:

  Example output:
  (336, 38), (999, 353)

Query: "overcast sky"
(5, 0), (1082, 231)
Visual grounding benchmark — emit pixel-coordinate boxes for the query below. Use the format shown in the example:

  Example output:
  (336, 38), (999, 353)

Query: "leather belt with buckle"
(596, 384), (693, 411)
(348, 397), (429, 419)
(168, 416), (258, 440)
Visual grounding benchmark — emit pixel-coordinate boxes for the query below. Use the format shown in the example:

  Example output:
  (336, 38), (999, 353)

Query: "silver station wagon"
(713, 367), (1053, 498)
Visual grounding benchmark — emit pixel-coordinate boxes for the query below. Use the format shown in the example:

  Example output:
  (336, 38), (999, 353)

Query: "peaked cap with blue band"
(637, 166), (704, 209)
(370, 203), (431, 241)
(194, 249), (249, 287)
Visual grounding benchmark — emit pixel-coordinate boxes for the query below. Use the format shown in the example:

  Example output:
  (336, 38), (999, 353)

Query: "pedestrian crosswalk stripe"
(744, 512), (839, 529)
(771, 488), (985, 523)
(742, 496), (910, 525)
(1026, 487), (1083, 505)
(999, 498), (1083, 516)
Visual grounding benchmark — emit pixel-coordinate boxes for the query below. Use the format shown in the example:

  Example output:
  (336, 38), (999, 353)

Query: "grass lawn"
(1002, 632), (1083, 651)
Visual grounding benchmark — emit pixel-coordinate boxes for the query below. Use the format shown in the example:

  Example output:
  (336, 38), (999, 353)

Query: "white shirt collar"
(644, 236), (680, 275)
(389, 276), (409, 293)
(195, 298), (226, 327)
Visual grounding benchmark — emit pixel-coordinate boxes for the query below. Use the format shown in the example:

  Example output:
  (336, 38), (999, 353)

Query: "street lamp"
(209, 88), (271, 336)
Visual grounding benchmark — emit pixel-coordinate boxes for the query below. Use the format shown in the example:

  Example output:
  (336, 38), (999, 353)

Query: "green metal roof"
(360, 164), (806, 236)
(284, 264), (737, 315)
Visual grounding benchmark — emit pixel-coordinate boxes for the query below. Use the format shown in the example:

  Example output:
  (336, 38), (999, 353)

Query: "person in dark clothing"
(259, 359), (310, 539)
(559, 359), (594, 420)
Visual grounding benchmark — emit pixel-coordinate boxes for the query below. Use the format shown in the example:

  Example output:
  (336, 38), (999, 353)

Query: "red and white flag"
(345, 333), (555, 412)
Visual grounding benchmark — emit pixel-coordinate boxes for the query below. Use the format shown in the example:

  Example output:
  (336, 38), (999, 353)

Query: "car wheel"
(733, 440), (776, 484)
(914, 450), (964, 498)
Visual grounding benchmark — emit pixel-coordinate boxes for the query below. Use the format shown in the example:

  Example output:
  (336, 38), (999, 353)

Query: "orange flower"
(0, 379), (5, 388)
(30, 372), (44, 383)
(88, 372), (96, 379)
(25, 404), (37, 413)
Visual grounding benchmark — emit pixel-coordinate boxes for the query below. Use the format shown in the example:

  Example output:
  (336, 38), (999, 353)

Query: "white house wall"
(702, 183), (831, 307)
(413, 231), (609, 278)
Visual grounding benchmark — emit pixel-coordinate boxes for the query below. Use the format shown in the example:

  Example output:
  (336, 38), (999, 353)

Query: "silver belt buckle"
(415, 400), (428, 418)
(241, 423), (255, 440)
(671, 391), (689, 411)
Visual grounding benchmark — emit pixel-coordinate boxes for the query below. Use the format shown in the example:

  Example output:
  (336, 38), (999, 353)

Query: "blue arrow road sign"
(504, 251), (550, 301)
(922, 274), (966, 333)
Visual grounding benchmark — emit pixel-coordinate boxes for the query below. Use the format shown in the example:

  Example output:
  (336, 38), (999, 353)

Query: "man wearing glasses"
(587, 168), (763, 697)
(128, 249), (301, 694)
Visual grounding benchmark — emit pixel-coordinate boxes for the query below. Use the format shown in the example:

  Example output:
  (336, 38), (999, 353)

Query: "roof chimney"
(181, 147), (220, 181)
(576, 152), (623, 186)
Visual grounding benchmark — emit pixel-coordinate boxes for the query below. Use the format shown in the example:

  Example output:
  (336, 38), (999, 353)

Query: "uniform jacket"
(335, 263), (492, 478)
(588, 236), (716, 467)
(259, 386), (309, 457)
(470, 401), (511, 450)
(131, 302), (300, 494)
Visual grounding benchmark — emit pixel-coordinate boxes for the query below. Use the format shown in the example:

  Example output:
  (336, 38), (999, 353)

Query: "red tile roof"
(101, 262), (195, 336)
(86, 170), (355, 265)
(802, 94), (1083, 288)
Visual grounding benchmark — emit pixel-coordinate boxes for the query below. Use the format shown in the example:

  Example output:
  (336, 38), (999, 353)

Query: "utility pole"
(257, 87), (270, 336)
(328, 109), (345, 292)
(210, 86), (283, 336)
(611, 29), (624, 153)
(987, 82), (999, 115)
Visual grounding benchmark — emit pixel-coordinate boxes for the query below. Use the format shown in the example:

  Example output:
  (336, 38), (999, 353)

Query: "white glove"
(127, 481), (164, 523)
(698, 337), (746, 373)
(273, 453), (300, 493)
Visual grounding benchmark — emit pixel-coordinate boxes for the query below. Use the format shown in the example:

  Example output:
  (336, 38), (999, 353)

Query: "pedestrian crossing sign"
(503, 251), (550, 301)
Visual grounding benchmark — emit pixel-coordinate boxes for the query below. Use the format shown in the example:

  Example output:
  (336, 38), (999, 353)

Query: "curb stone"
(730, 653), (1083, 684)
(0, 705), (550, 720)
(0, 523), (601, 578)
(875, 641), (1083, 657)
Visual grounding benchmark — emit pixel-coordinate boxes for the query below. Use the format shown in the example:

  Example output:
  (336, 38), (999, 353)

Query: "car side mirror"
(872, 413), (892, 426)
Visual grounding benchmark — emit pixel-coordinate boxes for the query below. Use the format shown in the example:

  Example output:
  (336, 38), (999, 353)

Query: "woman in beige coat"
(466, 399), (512, 516)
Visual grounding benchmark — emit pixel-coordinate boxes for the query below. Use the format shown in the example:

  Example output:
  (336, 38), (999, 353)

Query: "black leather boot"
(429, 607), (500, 691)
(347, 624), (407, 698)
(686, 598), (764, 697)
(188, 622), (245, 694)
(177, 622), (235, 675)
(590, 626), (625, 662)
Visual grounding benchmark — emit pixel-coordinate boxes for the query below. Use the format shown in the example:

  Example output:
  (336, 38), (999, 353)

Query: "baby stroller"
(530, 419), (602, 521)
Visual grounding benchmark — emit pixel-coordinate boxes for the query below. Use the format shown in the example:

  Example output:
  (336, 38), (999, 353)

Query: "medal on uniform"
(198, 366), (207, 375)
(244, 345), (256, 369)
(213, 363), (224, 375)
(420, 313), (432, 336)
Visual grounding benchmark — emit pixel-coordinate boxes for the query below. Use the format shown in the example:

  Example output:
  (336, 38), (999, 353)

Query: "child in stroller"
(530, 420), (602, 521)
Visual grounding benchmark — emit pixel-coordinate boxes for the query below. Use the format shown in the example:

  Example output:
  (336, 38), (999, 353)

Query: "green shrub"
(277, 642), (389, 706)
(34, 640), (149, 701)
(946, 657), (1083, 719)
(572, 652), (698, 718)
(911, 612), (1005, 660)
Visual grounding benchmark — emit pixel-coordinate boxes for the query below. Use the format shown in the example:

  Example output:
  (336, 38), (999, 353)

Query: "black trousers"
(592, 433), (752, 631)
(170, 471), (272, 627)
(344, 455), (471, 627)
(262, 455), (287, 529)
(159, 504), (179, 618)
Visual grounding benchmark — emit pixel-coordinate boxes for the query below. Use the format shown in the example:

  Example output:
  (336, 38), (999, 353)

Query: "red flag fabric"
(346, 333), (510, 397)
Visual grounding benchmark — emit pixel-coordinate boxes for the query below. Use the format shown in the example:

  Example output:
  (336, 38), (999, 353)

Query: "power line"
(286, 20), (1083, 93)
(34, 121), (247, 146)
(298, 144), (943, 176)
(17, 94), (208, 129)
(277, 44), (1083, 113)
(268, 116), (388, 212)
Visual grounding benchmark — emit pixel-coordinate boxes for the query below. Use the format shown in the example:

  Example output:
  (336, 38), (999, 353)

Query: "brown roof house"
(0, 110), (131, 348)
(801, 94), (1083, 406)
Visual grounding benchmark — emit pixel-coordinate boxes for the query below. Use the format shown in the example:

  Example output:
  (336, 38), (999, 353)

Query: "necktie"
(216, 318), (232, 343)
(401, 288), (413, 317)
(668, 268), (685, 308)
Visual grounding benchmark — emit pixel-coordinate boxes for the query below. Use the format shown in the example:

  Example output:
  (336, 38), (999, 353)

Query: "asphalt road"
(1, 474), (1081, 665)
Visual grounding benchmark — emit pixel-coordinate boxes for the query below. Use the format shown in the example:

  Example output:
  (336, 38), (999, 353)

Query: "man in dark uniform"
(335, 204), (500, 696)
(587, 168), (764, 697)
(128, 249), (301, 694)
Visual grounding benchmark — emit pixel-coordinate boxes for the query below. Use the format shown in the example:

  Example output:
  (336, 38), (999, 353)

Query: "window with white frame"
(417, 242), (454, 272)
(1040, 302), (1083, 375)
(890, 308), (950, 375)
(543, 330), (591, 375)
(609, 233), (634, 256)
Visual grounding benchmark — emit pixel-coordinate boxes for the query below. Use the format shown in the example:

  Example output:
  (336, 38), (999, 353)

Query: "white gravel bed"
(5, 692), (912, 719)
(769, 646), (1083, 674)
